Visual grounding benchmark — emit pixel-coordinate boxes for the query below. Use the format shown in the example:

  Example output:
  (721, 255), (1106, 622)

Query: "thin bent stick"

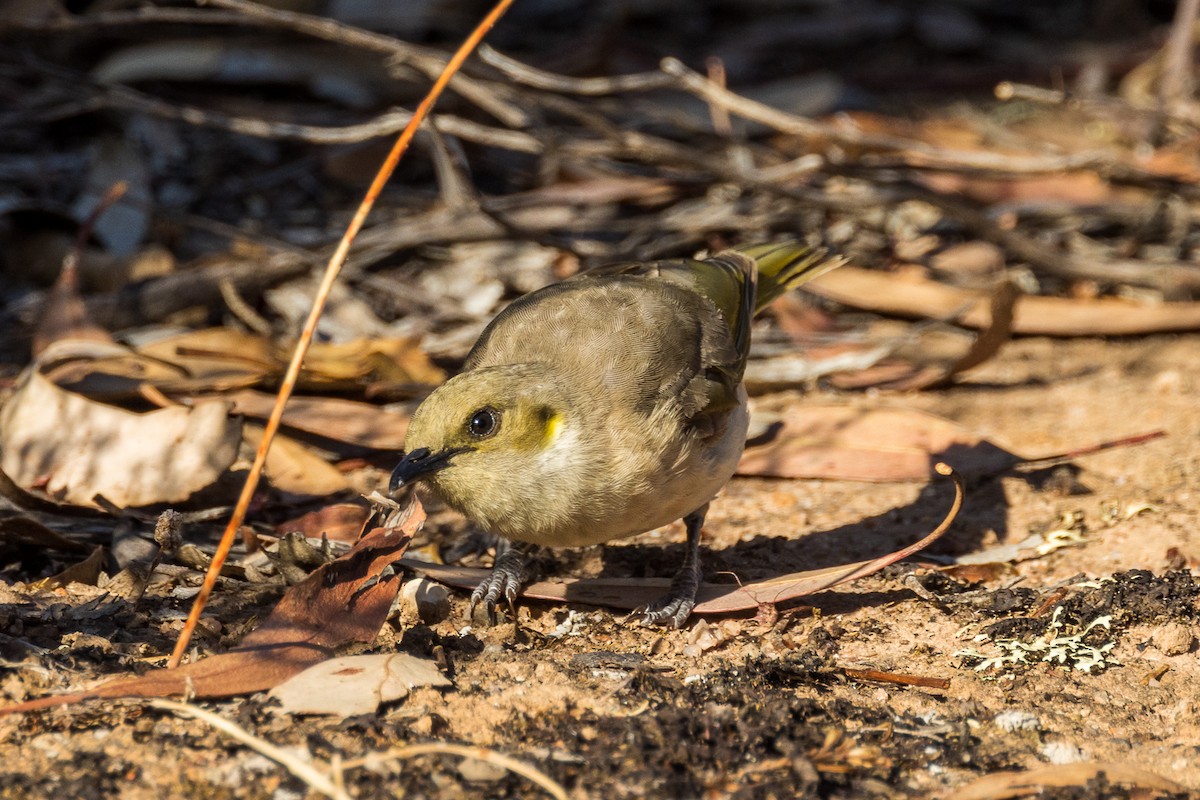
(168, 0), (516, 668)
(342, 743), (568, 800)
(150, 699), (346, 799)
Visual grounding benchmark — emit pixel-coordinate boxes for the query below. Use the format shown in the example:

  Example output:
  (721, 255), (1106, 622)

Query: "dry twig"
(150, 699), (346, 799)
(343, 743), (570, 800)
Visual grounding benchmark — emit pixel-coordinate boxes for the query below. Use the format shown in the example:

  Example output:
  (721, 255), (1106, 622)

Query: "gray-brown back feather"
(465, 276), (738, 422)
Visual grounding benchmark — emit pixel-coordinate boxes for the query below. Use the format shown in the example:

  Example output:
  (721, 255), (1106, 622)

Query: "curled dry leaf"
(135, 327), (276, 392)
(32, 261), (113, 359)
(0, 362), (242, 508)
(37, 341), (190, 399)
(274, 502), (371, 543)
(830, 280), (1019, 391)
(221, 389), (409, 450)
(243, 423), (351, 496)
(135, 328), (443, 394)
(30, 545), (106, 590)
(269, 653), (451, 717)
(301, 335), (445, 390)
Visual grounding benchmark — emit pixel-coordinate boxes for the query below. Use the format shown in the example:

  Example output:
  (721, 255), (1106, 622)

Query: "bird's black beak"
(389, 447), (464, 494)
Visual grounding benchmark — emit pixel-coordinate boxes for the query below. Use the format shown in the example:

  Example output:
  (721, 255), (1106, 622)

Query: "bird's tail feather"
(737, 242), (845, 313)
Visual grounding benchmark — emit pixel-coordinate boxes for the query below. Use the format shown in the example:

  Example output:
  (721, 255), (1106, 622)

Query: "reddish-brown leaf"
(274, 502), (371, 544)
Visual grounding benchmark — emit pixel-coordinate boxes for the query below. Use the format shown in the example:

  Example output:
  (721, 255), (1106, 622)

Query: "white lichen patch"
(955, 607), (1117, 674)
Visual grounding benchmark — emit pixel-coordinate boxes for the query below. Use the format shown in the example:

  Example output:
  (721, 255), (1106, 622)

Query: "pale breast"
(510, 387), (750, 549)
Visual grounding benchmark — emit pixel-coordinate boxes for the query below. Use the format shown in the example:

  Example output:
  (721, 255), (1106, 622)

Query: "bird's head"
(390, 364), (582, 528)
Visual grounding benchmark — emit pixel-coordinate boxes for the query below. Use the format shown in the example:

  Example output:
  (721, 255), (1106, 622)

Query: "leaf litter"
(0, 498), (422, 716)
(2, 0), (1200, 797)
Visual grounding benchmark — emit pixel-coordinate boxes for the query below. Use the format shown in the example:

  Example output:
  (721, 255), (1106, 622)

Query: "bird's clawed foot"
(469, 540), (537, 624)
(639, 560), (701, 629)
(637, 505), (707, 629)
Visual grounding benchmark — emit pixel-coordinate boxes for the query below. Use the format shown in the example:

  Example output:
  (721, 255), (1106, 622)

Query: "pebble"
(398, 578), (451, 624)
(1151, 621), (1196, 656)
(993, 710), (1040, 732)
(458, 757), (508, 783)
(1041, 741), (1085, 765)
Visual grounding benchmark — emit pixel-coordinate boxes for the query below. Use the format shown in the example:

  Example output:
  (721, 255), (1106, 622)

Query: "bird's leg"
(641, 503), (707, 628)
(469, 538), (539, 624)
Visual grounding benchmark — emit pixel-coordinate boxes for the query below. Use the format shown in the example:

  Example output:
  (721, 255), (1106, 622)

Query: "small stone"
(398, 578), (451, 624)
(457, 757), (507, 783)
(1151, 622), (1195, 656)
(683, 619), (725, 657)
(1151, 369), (1183, 395)
(993, 710), (1040, 732)
(1041, 741), (1085, 765)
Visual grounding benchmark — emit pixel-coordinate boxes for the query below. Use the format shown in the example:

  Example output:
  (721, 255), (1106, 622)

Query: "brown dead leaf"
(0, 499), (423, 715)
(136, 329), (444, 394)
(243, 424), (351, 497)
(0, 364), (242, 508)
(29, 545), (106, 590)
(935, 562), (1012, 583)
(136, 328), (277, 392)
(275, 503), (371, 543)
(830, 280), (1019, 391)
(0, 516), (92, 554)
(34, 338), (190, 400)
(221, 389), (409, 450)
(32, 259), (113, 359)
(920, 170), (1122, 206)
(923, 280), (1018, 382)
(268, 652), (450, 717)
(30, 182), (129, 356)
(404, 550), (938, 617)
(952, 762), (1186, 800)
(302, 336), (445, 390)
(810, 267), (1200, 336)
(738, 405), (1019, 482)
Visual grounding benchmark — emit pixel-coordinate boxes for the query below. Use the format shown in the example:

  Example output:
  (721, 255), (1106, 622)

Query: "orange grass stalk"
(169, 0), (516, 668)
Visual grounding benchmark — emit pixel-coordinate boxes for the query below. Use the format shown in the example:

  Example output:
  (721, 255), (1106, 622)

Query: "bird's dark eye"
(467, 408), (499, 438)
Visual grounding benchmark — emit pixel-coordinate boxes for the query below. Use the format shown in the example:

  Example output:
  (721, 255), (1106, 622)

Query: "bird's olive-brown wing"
(464, 274), (743, 421)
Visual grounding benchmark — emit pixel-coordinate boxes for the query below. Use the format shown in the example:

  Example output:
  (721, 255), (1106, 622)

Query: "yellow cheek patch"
(542, 412), (563, 447)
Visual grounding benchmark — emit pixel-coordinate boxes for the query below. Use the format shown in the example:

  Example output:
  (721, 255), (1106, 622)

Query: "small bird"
(390, 242), (841, 627)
